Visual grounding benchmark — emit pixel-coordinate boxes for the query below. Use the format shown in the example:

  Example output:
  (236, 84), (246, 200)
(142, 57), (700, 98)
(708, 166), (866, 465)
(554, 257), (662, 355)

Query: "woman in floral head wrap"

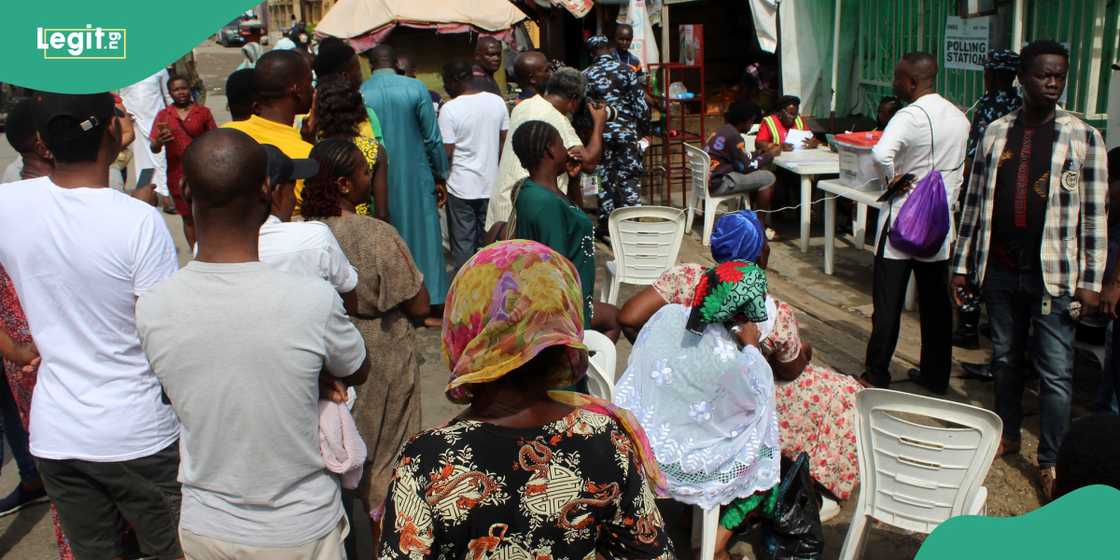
(377, 240), (672, 560)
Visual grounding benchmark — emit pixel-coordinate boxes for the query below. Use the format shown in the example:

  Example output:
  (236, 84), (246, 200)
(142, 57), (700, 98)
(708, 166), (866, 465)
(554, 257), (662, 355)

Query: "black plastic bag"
(764, 452), (824, 559)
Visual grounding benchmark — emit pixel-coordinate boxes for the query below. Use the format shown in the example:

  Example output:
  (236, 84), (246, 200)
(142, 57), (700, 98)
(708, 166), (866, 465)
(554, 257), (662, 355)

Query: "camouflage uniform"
(583, 48), (649, 227)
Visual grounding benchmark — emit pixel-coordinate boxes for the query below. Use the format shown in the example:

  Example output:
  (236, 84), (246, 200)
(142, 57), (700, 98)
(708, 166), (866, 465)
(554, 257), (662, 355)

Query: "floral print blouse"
(378, 409), (673, 560)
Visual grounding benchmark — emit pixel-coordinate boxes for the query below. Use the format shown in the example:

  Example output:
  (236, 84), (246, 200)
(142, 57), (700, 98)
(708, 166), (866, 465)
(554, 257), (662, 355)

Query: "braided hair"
(511, 120), (561, 174)
(314, 74), (365, 140)
(301, 138), (366, 219)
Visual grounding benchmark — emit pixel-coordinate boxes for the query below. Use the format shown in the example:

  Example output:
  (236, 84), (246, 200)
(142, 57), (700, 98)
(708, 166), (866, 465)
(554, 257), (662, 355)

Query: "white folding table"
(772, 149), (840, 253)
(818, 179), (917, 310)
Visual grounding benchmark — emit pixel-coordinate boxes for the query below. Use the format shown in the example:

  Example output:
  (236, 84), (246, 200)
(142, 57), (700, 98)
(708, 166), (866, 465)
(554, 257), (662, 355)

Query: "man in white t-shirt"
(0, 92), (182, 558)
(137, 129), (370, 558)
(256, 144), (359, 312)
(862, 53), (970, 394)
(439, 59), (511, 271)
(485, 67), (607, 230)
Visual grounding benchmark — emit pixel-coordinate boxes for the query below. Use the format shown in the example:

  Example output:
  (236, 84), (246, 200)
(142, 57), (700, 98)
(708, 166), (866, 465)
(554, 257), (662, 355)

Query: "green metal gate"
(853, 0), (1119, 128)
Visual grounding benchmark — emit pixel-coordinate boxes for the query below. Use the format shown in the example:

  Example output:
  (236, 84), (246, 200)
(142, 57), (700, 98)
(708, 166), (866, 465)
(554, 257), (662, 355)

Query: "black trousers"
(864, 254), (953, 390)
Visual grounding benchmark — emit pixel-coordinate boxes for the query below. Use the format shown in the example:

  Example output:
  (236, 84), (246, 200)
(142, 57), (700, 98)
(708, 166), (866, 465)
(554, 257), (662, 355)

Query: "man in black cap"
(0, 92), (182, 559)
(255, 144), (360, 314)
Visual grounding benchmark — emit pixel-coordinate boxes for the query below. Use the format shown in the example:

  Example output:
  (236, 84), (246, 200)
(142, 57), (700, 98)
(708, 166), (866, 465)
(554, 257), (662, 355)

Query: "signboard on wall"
(944, 15), (991, 71)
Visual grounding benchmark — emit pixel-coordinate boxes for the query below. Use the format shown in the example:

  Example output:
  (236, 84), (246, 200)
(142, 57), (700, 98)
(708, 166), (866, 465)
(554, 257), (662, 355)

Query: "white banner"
(944, 16), (991, 71)
(627, 0), (660, 70)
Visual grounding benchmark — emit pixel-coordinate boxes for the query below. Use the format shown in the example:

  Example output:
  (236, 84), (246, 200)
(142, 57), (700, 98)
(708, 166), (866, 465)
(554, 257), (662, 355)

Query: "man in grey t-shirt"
(137, 130), (370, 558)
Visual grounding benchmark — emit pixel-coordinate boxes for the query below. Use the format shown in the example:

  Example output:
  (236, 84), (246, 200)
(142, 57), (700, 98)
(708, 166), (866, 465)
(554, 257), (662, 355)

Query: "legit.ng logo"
(36, 25), (126, 60)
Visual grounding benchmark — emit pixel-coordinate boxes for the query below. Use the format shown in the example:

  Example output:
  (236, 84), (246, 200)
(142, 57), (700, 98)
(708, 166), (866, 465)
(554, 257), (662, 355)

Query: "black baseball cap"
(262, 144), (318, 188)
(34, 92), (116, 145)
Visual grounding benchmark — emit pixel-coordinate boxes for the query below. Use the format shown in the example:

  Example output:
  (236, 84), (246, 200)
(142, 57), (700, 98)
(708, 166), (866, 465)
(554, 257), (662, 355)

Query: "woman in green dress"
(507, 120), (620, 340)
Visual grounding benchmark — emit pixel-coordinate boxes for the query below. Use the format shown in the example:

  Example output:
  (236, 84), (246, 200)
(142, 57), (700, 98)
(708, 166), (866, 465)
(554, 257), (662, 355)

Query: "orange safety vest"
(762, 115), (805, 143)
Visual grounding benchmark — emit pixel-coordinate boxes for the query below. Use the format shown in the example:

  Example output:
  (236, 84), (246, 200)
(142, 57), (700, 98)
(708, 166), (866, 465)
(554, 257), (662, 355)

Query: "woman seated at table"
(377, 240), (673, 559)
(618, 210), (862, 512)
(496, 120), (621, 341)
(755, 95), (819, 152)
(613, 259), (780, 557)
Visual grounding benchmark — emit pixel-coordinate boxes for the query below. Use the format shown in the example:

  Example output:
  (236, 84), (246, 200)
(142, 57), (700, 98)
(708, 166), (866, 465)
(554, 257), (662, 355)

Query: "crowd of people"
(0, 21), (1117, 560)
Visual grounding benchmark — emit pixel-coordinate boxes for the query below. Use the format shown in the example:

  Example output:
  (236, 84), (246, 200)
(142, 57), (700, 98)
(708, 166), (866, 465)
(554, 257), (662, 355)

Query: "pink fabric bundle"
(318, 400), (367, 490)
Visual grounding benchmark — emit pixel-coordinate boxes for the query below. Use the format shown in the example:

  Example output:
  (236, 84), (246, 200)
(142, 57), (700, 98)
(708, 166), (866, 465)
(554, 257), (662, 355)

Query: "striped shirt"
(952, 109), (1108, 296)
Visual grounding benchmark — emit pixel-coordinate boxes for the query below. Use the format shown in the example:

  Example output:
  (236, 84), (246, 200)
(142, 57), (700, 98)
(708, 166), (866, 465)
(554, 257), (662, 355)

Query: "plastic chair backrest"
(583, 330), (616, 401)
(855, 389), (1002, 534)
(684, 143), (712, 198)
(607, 206), (687, 287)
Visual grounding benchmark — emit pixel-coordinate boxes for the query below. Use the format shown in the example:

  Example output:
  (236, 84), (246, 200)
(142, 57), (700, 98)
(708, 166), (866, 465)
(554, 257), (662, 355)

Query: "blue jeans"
(0, 366), (38, 483)
(983, 266), (1075, 468)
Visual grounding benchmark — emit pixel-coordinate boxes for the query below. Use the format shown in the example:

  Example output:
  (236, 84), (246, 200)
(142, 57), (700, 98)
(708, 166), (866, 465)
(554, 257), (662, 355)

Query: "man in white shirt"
(259, 144), (359, 312)
(0, 92), (182, 558)
(862, 53), (970, 394)
(485, 67), (607, 231)
(120, 69), (171, 197)
(137, 129), (369, 558)
(439, 59), (511, 271)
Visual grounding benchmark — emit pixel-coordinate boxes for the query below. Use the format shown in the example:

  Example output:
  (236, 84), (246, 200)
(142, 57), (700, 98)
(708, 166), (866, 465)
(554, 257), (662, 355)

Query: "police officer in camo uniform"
(583, 35), (649, 230)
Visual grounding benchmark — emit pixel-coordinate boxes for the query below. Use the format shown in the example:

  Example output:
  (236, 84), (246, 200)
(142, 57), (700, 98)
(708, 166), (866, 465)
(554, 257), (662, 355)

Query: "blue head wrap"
(710, 211), (765, 263)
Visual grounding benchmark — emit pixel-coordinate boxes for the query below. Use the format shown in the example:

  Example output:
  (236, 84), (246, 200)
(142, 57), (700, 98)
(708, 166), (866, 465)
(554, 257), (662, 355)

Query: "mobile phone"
(137, 168), (155, 187)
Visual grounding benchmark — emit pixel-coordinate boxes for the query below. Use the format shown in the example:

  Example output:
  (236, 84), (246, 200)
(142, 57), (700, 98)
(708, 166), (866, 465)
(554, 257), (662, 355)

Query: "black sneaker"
(961, 362), (994, 381)
(0, 483), (49, 517)
(907, 368), (948, 396)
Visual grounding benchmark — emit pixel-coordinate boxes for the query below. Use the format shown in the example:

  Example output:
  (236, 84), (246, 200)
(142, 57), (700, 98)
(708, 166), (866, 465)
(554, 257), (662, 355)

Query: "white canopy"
(316, 0), (528, 40)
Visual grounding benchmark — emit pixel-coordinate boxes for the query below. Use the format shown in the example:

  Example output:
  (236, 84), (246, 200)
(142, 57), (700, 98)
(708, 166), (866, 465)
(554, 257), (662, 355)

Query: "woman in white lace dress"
(613, 260), (781, 557)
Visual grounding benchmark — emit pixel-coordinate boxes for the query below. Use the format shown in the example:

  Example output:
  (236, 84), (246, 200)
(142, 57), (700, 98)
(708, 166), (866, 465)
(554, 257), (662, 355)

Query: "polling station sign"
(944, 16), (991, 71)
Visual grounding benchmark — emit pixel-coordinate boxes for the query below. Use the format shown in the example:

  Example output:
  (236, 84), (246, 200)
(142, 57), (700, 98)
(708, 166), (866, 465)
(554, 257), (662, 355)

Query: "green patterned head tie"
(686, 260), (768, 334)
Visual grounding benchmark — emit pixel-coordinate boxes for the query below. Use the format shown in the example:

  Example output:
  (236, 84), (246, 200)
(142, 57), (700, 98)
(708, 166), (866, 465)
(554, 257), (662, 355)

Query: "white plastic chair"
(583, 330), (617, 401)
(600, 206), (686, 306)
(684, 143), (751, 246)
(839, 389), (1002, 560)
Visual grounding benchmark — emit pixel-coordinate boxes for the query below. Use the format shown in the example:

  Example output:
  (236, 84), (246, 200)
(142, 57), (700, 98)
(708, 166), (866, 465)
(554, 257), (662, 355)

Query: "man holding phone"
(952, 41), (1107, 500)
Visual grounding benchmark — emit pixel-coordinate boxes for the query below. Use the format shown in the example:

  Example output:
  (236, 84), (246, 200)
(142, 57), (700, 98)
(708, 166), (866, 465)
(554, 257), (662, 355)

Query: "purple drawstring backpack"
(886, 106), (954, 258)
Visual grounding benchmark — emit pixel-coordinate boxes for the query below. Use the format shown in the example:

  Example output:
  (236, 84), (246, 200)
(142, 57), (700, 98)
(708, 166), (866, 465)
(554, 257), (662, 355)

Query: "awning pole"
(1011, 0), (1025, 51)
(661, 3), (670, 63)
